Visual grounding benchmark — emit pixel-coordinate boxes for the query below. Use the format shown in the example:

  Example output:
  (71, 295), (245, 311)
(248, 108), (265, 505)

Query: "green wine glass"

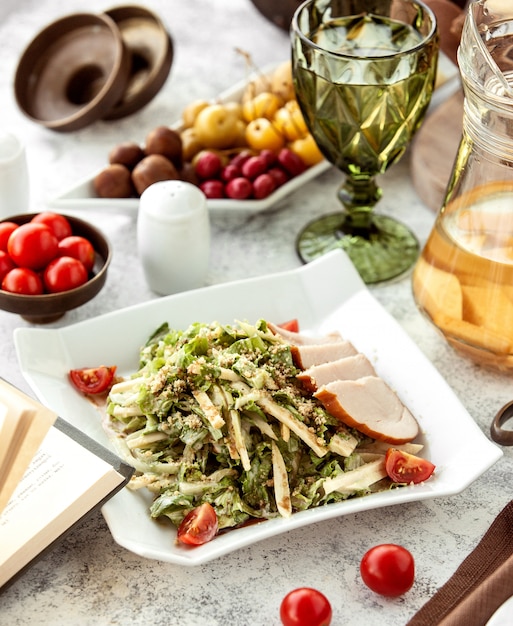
(291, 0), (439, 283)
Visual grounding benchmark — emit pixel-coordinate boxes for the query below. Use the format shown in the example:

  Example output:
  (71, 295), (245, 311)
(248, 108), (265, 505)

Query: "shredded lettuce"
(103, 319), (398, 530)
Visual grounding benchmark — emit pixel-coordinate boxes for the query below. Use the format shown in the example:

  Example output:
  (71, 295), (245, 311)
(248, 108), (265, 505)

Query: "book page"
(0, 380), (56, 513)
(0, 425), (125, 588)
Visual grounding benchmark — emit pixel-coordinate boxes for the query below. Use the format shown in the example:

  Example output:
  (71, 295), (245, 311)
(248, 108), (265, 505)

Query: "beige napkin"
(407, 501), (513, 625)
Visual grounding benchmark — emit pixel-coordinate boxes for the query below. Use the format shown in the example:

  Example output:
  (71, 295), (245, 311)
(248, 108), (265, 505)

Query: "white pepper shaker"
(137, 180), (210, 295)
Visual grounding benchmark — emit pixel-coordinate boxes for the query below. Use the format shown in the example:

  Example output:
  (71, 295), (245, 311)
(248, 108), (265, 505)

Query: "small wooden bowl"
(14, 13), (131, 132)
(0, 214), (112, 323)
(102, 5), (174, 120)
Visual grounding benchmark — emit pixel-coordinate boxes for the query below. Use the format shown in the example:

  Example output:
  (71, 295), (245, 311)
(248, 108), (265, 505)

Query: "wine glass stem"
(337, 175), (382, 235)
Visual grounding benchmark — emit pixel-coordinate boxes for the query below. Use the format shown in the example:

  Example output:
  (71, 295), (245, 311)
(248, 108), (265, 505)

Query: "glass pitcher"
(412, 0), (513, 372)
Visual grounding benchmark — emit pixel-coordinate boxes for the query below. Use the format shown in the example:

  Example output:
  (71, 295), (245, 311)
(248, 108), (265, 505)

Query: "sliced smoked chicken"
(314, 376), (419, 444)
(268, 322), (343, 346)
(292, 341), (358, 369)
(297, 353), (377, 392)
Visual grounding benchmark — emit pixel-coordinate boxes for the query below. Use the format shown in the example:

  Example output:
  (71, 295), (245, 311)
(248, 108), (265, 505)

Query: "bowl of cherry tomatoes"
(0, 212), (111, 323)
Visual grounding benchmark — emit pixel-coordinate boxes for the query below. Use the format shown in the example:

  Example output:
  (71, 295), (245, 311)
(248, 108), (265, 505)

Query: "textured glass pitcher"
(412, 0), (513, 372)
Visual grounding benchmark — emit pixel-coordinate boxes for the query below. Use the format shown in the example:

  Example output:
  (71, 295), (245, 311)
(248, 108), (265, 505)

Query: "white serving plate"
(13, 250), (501, 566)
(48, 53), (459, 216)
(49, 160), (330, 215)
(49, 63), (331, 215)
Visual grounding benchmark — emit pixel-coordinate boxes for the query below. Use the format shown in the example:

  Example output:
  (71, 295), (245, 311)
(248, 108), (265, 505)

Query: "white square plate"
(48, 64), (330, 215)
(13, 250), (501, 565)
(48, 53), (458, 216)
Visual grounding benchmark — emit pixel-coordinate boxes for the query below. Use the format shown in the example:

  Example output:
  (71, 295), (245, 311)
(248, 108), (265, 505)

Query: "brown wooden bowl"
(102, 5), (174, 120)
(14, 13), (131, 132)
(0, 214), (112, 323)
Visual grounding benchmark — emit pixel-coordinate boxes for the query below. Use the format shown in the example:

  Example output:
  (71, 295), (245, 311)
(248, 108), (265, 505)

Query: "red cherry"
(199, 179), (225, 199)
(259, 149), (278, 167)
(221, 163), (241, 182)
(241, 155), (268, 180)
(252, 173), (276, 199)
(230, 150), (253, 169)
(195, 151), (223, 179)
(278, 148), (306, 176)
(267, 166), (289, 188)
(225, 177), (253, 200)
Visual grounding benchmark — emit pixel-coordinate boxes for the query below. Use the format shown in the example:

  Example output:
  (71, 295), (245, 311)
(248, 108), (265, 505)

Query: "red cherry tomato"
(7, 222), (59, 270)
(360, 544), (415, 597)
(278, 319), (300, 332)
(43, 256), (88, 293)
(0, 250), (16, 283)
(58, 235), (95, 273)
(31, 211), (73, 241)
(2, 267), (44, 295)
(385, 448), (435, 484)
(0, 221), (18, 252)
(177, 502), (218, 546)
(280, 588), (332, 626)
(69, 365), (117, 395)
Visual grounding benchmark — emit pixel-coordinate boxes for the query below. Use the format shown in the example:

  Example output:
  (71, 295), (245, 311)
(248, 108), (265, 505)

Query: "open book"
(0, 379), (133, 590)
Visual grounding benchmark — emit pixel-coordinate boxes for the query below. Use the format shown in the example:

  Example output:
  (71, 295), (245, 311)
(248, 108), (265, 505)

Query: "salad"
(101, 319), (432, 542)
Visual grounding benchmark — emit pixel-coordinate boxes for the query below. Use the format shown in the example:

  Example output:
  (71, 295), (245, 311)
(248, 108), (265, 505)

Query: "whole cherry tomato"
(0, 250), (16, 283)
(385, 449), (435, 484)
(2, 267), (44, 295)
(43, 256), (88, 293)
(69, 365), (117, 395)
(280, 588), (332, 626)
(57, 235), (95, 273)
(360, 544), (415, 597)
(0, 222), (18, 252)
(7, 222), (59, 270)
(31, 211), (72, 241)
(176, 502), (218, 546)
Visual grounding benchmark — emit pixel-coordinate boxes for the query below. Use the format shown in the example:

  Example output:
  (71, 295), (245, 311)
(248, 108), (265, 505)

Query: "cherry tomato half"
(7, 222), (59, 270)
(280, 588), (332, 626)
(2, 267), (44, 295)
(385, 448), (435, 484)
(57, 235), (95, 273)
(0, 221), (18, 252)
(31, 211), (72, 241)
(69, 365), (117, 395)
(43, 256), (88, 293)
(278, 319), (299, 332)
(360, 544), (415, 597)
(177, 502), (218, 546)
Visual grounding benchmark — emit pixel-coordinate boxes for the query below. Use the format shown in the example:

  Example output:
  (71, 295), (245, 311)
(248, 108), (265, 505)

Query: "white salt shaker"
(0, 132), (29, 219)
(137, 180), (210, 295)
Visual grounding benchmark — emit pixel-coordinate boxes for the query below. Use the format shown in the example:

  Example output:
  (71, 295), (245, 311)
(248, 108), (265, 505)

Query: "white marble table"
(1, 1), (512, 625)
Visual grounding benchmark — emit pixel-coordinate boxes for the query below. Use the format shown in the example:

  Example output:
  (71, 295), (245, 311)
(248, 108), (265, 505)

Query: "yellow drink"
(413, 185), (513, 371)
